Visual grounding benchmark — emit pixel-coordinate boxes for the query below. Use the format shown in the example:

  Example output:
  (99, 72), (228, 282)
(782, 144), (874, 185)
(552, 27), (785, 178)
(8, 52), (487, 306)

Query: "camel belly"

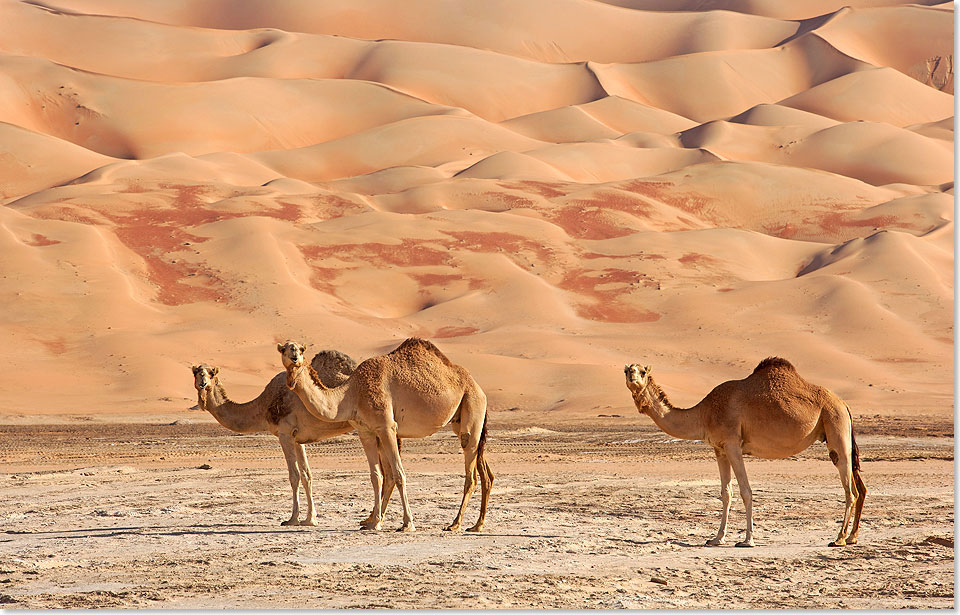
(391, 391), (461, 438)
(742, 428), (823, 459)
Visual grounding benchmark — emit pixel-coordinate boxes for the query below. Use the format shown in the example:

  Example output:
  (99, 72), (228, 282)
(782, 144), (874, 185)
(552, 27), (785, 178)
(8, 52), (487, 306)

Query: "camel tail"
(477, 411), (489, 464)
(846, 403), (861, 474)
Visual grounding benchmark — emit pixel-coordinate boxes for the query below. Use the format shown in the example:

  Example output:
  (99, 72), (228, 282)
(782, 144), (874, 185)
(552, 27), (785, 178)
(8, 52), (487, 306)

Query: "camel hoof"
(705, 539), (723, 547)
(466, 524), (484, 533)
(280, 519), (298, 526)
(846, 536), (858, 545)
(396, 523), (415, 533)
(299, 518), (317, 527)
(735, 540), (754, 548)
(359, 521), (381, 531)
(828, 539), (846, 547)
(443, 524), (461, 532)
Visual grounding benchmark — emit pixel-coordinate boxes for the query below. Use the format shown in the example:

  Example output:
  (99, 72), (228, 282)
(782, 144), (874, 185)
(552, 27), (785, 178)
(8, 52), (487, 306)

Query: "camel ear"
(299, 344), (306, 353)
(191, 365), (199, 374)
(277, 343), (285, 353)
(212, 366), (219, 376)
(644, 365), (652, 374)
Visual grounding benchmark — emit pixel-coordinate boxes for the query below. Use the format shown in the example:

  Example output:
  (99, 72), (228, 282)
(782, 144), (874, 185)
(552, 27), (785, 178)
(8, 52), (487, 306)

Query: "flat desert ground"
(0, 0), (954, 609)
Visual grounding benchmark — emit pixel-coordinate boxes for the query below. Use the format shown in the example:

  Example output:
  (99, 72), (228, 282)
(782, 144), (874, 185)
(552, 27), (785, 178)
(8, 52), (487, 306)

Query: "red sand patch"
(545, 204), (635, 240)
(499, 180), (575, 199)
(433, 326), (480, 338)
(480, 192), (536, 210)
(38, 337), (68, 355)
(678, 253), (718, 267)
(409, 273), (464, 287)
(763, 222), (801, 239)
(300, 264), (345, 294)
(310, 194), (367, 219)
(818, 212), (901, 235)
(443, 230), (555, 263)
(23, 233), (60, 247)
(300, 239), (453, 268)
(558, 268), (660, 323)
(621, 180), (720, 225)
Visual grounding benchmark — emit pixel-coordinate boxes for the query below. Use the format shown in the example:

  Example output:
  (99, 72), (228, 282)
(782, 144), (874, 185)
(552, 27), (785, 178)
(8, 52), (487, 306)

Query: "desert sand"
(0, 0), (953, 609)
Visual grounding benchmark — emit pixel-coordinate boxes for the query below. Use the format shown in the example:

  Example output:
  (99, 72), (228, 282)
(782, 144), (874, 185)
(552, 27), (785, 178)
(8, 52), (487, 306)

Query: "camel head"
(192, 364), (219, 392)
(624, 363), (652, 394)
(278, 341), (307, 369)
(278, 340), (307, 389)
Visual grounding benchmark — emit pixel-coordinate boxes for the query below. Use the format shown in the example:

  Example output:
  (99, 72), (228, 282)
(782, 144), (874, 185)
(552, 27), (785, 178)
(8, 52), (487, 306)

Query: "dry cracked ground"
(0, 417), (953, 609)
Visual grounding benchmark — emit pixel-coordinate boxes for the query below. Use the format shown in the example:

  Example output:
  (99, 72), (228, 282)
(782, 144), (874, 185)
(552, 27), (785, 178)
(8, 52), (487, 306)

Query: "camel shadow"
(9, 523), (342, 540)
(454, 532), (565, 539)
(604, 536), (663, 546)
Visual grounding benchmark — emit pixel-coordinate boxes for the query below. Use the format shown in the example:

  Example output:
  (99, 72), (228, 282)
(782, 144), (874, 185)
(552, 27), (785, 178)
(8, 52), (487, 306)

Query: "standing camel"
(624, 358), (866, 547)
(192, 349), (362, 526)
(279, 338), (493, 533)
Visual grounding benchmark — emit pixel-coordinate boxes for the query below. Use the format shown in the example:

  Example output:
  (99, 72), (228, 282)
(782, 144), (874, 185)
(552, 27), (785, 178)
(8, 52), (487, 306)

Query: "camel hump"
(753, 357), (795, 373)
(390, 337), (455, 367)
(310, 349), (358, 387)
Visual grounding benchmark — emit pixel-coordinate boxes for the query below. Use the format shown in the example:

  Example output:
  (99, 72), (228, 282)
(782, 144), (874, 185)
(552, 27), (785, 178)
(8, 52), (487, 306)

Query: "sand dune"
(30, 0), (801, 63)
(780, 66), (954, 127)
(0, 0), (951, 436)
(0, 54), (456, 157)
(0, 122), (111, 198)
(681, 119), (954, 185)
(814, 6), (955, 92)
(590, 34), (872, 122)
(591, 0), (950, 20)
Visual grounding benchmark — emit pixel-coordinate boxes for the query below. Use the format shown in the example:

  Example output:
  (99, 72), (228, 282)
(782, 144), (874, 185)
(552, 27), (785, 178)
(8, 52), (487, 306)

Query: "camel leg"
(707, 448), (733, 546)
(468, 456), (494, 533)
(456, 390), (493, 533)
(378, 424), (414, 532)
(846, 470), (867, 544)
(828, 457), (856, 547)
(445, 431), (480, 532)
(295, 444), (317, 526)
(377, 436), (399, 521)
(724, 443), (755, 547)
(278, 435), (301, 526)
(827, 449), (857, 547)
(357, 430), (384, 530)
(824, 414), (859, 547)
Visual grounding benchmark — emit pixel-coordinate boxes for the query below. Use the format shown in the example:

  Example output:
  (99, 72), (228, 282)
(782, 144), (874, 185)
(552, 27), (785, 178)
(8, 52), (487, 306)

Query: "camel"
(191, 349), (363, 527)
(279, 338), (493, 533)
(624, 358), (866, 547)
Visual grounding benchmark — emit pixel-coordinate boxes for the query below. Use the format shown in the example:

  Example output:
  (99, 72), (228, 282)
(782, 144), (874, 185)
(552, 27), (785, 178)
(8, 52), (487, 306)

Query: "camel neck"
(636, 380), (705, 441)
(199, 383), (266, 433)
(289, 367), (353, 422)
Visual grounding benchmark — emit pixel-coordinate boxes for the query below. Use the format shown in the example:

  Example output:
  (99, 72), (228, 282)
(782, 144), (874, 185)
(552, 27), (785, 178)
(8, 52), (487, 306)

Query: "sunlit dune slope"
(0, 0), (952, 422)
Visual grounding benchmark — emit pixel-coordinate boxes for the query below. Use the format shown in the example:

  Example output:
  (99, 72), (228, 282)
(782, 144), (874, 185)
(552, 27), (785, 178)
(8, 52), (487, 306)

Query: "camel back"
(353, 338), (471, 399)
(753, 357), (795, 373)
(389, 338), (455, 367)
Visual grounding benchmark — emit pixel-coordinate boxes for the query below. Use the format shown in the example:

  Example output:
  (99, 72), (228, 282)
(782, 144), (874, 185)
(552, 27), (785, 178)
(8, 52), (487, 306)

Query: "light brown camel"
(624, 358), (866, 547)
(192, 349), (364, 527)
(279, 338), (493, 533)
